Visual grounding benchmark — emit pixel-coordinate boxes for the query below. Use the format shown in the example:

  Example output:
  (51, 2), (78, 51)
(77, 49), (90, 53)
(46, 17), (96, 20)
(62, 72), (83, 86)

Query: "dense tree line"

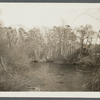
(0, 24), (100, 65)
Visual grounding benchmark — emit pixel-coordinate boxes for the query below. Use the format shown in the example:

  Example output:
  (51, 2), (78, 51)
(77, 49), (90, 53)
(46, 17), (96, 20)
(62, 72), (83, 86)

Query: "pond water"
(27, 62), (92, 91)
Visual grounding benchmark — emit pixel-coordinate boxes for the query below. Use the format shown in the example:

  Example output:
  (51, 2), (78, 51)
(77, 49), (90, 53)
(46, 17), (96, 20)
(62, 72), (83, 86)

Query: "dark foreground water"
(26, 62), (92, 91)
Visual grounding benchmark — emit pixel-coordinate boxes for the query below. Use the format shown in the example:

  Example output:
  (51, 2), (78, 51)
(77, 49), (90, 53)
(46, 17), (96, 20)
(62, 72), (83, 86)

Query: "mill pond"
(8, 62), (94, 91)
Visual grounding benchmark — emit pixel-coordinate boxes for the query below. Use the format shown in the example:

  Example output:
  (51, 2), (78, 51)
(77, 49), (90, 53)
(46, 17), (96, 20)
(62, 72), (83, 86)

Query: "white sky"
(0, 3), (100, 31)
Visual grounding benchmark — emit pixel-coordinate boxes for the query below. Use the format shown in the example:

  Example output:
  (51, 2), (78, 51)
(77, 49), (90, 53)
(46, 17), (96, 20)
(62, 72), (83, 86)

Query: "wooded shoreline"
(0, 24), (100, 91)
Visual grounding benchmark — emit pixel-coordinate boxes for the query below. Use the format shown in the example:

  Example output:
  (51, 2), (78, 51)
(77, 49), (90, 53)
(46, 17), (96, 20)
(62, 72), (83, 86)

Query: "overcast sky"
(0, 3), (100, 31)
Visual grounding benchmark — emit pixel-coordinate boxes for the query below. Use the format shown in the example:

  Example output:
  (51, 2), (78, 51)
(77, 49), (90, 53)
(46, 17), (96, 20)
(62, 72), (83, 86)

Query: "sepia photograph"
(0, 3), (100, 93)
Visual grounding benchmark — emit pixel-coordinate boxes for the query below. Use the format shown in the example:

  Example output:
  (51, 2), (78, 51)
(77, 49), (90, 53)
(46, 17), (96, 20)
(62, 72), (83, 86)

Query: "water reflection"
(30, 62), (91, 91)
